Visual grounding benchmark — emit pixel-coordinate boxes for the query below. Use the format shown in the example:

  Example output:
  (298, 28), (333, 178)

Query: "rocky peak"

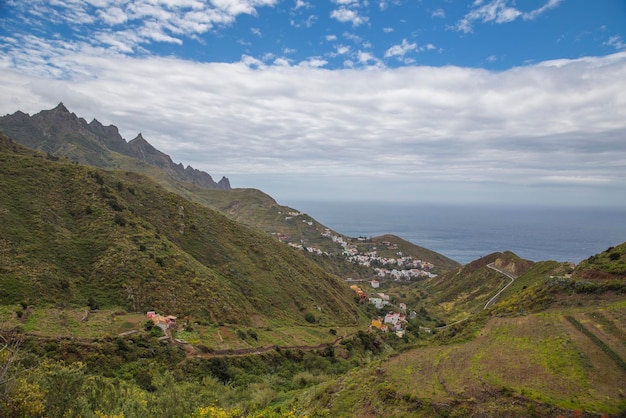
(52, 102), (70, 113)
(218, 176), (231, 189)
(88, 119), (127, 153)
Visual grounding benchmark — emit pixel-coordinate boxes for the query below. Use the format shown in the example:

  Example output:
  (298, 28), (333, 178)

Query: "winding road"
(435, 263), (519, 330)
(484, 263), (518, 309)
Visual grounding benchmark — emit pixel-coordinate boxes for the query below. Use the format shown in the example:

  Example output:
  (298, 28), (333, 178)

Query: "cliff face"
(0, 103), (231, 190)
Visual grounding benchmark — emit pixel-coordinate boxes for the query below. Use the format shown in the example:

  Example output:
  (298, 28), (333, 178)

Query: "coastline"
(285, 201), (626, 265)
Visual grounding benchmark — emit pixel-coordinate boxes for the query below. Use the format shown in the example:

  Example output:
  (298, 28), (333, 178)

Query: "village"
(348, 281), (417, 338)
(272, 211), (437, 282)
(268, 212), (435, 338)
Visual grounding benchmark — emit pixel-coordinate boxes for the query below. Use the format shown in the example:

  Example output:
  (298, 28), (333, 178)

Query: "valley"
(0, 106), (625, 417)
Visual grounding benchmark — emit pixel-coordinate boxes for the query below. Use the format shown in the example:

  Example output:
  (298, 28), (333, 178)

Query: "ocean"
(286, 201), (626, 265)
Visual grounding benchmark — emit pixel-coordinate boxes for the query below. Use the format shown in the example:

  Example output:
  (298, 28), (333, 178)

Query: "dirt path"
(180, 334), (354, 359)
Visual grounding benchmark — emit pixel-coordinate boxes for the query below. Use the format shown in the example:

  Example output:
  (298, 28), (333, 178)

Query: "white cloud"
(298, 57), (328, 68)
(294, 0), (311, 9)
(2, 0), (280, 53)
(384, 39), (417, 58)
(383, 27), (394, 33)
(330, 7), (368, 27)
(457, 0), (563, 33)
(273, 57), (292, 66)
(0, 36), (625, 205)
(332, 0), (360, 5)
(523, 0), (563, 21)
(97, 7), (129, 25)
(335, 45), (350, 55)
(605, 36), (626, 51)
(431, 8), (445, 19)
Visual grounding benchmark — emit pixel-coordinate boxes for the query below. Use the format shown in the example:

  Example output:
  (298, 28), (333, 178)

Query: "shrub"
(304, 312), (316, 324)
(91, 171), (104, 185)
(108, 199), (124, 212)
(150, 326), (164, 338)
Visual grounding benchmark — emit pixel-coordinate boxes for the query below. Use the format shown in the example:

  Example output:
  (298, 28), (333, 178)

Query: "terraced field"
(383, 298), (626, 415)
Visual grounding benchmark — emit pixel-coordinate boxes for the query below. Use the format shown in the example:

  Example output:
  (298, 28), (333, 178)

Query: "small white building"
(369, 297), (386, 310)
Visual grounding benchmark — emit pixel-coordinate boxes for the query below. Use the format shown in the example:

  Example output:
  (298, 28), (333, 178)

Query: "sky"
(0, 0), (625, 208)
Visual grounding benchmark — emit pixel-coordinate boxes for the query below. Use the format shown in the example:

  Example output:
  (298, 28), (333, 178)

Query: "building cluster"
(371, 311), (407, 338)
(275, 225), (438, 283)
(349, 283), (417, 338)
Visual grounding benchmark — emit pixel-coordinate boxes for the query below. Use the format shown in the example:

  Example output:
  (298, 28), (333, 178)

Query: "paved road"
(484, 263), (518, 309)
(435, 263), (519, 330)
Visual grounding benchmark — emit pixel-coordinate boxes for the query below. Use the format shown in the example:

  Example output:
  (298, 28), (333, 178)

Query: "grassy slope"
(1, 107), (460, 273)
(0, 144), (364, 328)
(575, 242), (626, 280)
(283, 245), (626, 417)
(418, 252), (530, 322)
(291, 296), (626, 417)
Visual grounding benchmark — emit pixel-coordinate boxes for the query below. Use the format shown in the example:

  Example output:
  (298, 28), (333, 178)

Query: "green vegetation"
(1, 127), (625, 417)
(575, 242), (626, 277)
(565, 315), (626, 371)
(0, 150), (363, 328)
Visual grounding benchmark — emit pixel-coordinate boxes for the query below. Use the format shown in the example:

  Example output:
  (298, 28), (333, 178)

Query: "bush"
(150, 326), (164, 338)
(304, 312), (316, 324)
(113, 214), (126, 226)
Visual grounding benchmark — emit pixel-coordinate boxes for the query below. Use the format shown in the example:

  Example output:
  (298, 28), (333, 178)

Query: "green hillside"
(0, 140), (362, 327)
(575, 242), (626, 280)
(418, 251), (532, 322)
(272, 248), (626, 417)
(0, 105), (459, 274)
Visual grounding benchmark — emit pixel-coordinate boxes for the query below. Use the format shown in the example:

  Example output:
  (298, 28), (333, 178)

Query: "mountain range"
(0, 103), (231, 190)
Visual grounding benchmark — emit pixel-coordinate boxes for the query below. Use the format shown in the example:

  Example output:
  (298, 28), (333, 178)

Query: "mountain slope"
(285, 246), (626, 417)
(0, 103), (230, 190)
(574, 242), (626, 281)
(0, 143), (361, 326)
(421, 251), (532, 321)
(0, 104), (459, 275)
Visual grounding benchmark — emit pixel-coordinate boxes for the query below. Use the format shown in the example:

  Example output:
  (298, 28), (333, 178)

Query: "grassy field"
(2, 305), (365, 352)
(2, 305), (145, 338)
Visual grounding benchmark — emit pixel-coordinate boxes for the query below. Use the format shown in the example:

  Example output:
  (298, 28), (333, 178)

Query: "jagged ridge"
(0, 102), (230, 190)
